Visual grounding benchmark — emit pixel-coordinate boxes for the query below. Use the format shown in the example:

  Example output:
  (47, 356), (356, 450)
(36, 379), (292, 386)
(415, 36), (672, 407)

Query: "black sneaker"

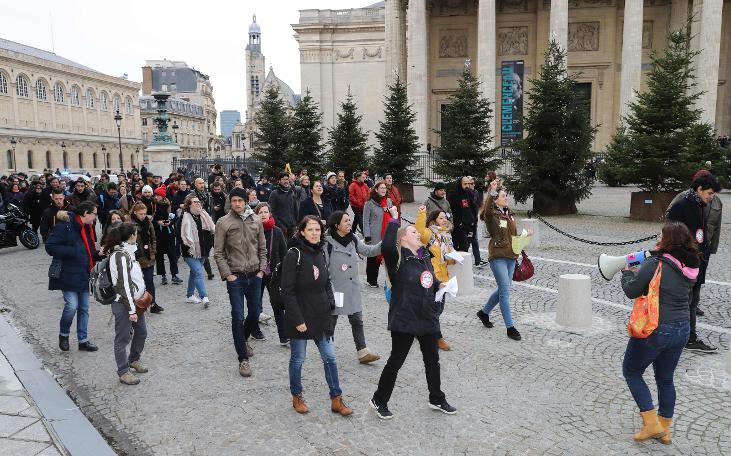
(78, 341), (98, 352)
(59, 335), (69, 352)
(279, 338), (290, 346)
(507, 327), (522, 341)
(685, 339), (717, 352)
(160, 275), (168, 285)
(150, 304), (164, 313)
(695, 307), (705, 316)
(171, 275), (183, 285)
(207, 274), (215, 280)
(367, 282), (379, 288)
(370, 397), (393, 420)
(476, 310), (493, 328)
(428, 399), (457, 415)
(251, 331), (267, 341)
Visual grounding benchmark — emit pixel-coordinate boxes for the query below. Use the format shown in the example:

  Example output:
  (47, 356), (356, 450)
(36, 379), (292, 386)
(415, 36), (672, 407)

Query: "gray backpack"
(89, 250), (132, 305)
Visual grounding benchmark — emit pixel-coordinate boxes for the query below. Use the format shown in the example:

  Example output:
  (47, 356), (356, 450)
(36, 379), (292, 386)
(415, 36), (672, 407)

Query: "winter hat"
(434, 182), (447, 191)
(229, 187), (247, 201)
(141, 185), (153, 195)
(154, 186), (167, 198)
(325, 172), (336, 181)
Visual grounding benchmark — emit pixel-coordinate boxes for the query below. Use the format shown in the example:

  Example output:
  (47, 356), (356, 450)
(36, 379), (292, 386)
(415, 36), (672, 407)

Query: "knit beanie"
(229, 187), (247, 201)
(142, 185), (153, 194)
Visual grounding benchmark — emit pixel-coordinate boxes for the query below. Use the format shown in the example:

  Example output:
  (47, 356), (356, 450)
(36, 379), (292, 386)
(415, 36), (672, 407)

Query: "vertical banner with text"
(500, 60), (524, 146)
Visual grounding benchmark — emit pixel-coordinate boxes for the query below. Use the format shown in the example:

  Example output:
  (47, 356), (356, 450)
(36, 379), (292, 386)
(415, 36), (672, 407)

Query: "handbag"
(263, 231), (274, 277)
(627, 262), (661, 338)
(48, 258), (63, 279)
(512, 250), (534, 282)
(135, 291), (153, 316)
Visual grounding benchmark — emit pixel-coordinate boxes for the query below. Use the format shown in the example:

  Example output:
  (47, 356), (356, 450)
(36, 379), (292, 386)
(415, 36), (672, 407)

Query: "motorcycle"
(0, 203), (40, 250)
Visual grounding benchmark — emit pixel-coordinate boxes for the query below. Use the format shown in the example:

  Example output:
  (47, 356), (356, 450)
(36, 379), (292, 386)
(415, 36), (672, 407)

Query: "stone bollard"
(556, 274), (592, 327)
(726, 349), (731, 376)
(520, 219), (540, 247)
(447, 251), (475, 296)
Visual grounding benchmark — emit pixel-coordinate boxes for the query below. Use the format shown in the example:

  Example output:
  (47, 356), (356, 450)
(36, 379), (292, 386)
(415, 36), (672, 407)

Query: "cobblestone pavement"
(0, 185), (730, 455)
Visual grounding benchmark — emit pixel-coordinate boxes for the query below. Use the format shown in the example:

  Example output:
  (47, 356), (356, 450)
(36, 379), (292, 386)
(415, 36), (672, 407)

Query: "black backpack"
(267, 247), (300, 312)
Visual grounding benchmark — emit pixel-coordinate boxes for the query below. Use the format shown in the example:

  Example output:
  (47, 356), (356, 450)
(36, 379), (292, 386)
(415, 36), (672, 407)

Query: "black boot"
(59, 335), (69, 351)
(78, 340), (99, 352)
(506, 327), (521, 341)
(150, 304), (164, 313)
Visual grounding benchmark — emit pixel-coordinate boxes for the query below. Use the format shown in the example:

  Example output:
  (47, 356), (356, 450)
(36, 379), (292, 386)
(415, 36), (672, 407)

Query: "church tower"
(245, 14), (265, 122)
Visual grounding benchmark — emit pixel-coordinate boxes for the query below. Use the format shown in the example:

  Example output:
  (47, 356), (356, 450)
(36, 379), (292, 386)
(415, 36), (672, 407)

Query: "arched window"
(27, 150), (33, 169)
(106, 153), (110, 169)
(86, 88), (95, 108)
(130, 153), (134, 167)
(16, 75), (29, 97)
(71, 86), (80, 106)
(100, 92), (108, 111)
(0, 72), (7, 94)
(113, 95), (121, 113)
(62, 151), (68, 169)
(45, 150), (51, 169)
(35, 80), (48, 101)
(53, 83), (64, 103)
(92, 152), (97, 169)
(125, 96), (132, 114)
(78, 152), (83, 168)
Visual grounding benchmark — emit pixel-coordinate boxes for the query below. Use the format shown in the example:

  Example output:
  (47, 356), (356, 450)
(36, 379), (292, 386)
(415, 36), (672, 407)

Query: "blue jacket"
(45, 211), (97, 292)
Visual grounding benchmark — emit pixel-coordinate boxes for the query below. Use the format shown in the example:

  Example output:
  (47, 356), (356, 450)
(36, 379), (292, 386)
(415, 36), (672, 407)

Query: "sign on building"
(500, 60), (524, 146)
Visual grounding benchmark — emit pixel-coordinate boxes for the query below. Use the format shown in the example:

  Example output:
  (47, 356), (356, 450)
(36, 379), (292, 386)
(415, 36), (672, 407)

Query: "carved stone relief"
(499, 0), (528, 12)
(498, 27), (529, 55)
(335, 48), (354, 60)
(642, 21), (653, 49)
(544, 0), (614, 9)
(439, 30), (468, 58)
(568, 22), (600, 52)
(428, 0), (476, 16)
(362, 47), (383, 59)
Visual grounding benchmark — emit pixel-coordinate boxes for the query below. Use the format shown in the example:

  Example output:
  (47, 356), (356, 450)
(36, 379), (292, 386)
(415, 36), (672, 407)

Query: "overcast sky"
(2, 0), (371, 133)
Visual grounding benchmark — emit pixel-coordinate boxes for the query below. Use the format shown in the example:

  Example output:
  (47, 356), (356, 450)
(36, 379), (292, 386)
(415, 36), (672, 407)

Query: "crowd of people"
(5, 160), (720, 439)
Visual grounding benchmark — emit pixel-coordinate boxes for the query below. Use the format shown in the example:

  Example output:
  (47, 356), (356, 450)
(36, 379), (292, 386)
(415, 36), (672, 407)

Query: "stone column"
(695, 0), (724, 125)
(385, 0), (406, 85)
(619, 0), (644, 120)
(478, 0), (497, 148)
(549, 0), (569, 52)
(407, 0), (429, 150)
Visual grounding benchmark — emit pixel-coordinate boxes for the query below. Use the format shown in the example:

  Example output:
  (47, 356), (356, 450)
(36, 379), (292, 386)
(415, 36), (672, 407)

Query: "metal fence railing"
(172, 157), (264, 182)
(410, 147), (517, 185)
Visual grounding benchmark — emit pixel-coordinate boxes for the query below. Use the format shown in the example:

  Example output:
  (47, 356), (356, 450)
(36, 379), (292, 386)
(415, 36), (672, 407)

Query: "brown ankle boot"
(656, 416), (672, 444)
(331, 395), (353, 416)
(633, 409), (666, 441)
(292, 394), (308, 414)
(437, 338), (452, 351)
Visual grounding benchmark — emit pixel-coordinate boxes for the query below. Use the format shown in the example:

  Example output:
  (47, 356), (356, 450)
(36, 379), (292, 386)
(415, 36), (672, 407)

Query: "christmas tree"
(604, 30), (723, 192)
(327, 90), (370, 180)
(505, 40), (596, 215)
(371, 75), (421, 184)
(253, 86), (291, 177)
(289, 89), (325, 176)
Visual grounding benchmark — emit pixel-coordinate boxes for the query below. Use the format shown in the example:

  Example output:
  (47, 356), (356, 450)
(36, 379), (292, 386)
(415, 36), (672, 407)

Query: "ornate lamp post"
(102, 145), (107, 171)
(10, 137), (17, 172)
(114, 109), (123, 172)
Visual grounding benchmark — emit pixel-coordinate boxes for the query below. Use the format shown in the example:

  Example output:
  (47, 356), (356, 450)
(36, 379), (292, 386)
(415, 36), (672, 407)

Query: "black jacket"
(269, 185), (298, 229)
(666, 194), (709, 283)
(298, 197), (332, 223)
(171, 189), (190, 212)
(323, 183), (349, 211)
(210, 191), (227, 221)
(281, 237), (336, 340)
(383, 220), (441, 336)
(264, 225), (287, 271)
(40, 206), (63, 242)
(22, 190), (44, 223)
(447, 181), (478, 231)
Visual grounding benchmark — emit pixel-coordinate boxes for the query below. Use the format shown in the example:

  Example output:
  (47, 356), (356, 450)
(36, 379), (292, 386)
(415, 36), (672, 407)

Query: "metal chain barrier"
(528, 211), (658, 246)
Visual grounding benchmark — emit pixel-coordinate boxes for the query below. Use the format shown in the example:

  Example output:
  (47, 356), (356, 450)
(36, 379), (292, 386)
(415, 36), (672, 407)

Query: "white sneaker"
(186, 295), (202, 304)
(259, 312), (272, 324)
(202, 297), (210, 309)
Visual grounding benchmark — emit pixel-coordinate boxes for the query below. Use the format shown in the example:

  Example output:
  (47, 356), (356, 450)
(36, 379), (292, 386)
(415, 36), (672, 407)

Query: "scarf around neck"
(75, 215), (96, 271)
(262, 216), (276, 231)
(331, 230), (354, 248)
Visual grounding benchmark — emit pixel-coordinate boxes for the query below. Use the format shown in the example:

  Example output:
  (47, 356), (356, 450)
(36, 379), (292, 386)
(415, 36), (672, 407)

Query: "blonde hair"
(394, 225), (412, 269)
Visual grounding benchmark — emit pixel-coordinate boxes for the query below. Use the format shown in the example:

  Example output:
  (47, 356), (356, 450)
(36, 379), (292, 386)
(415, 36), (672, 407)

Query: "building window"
(125, 97), (132, 114)
(53, 83), (64, 103)
(106, 153), (111, 169)
(45, 151), (51, 169)
(86, 89), (95, 108)
(71, 86), (80, 106)
(35, 80), (48, 101)
(78, 152), (83, 168)
(142, 118), (147, 126)
(0, 73), (7, 94)
(16, 75), (29, 98)
(113, 95), (120, 113)
(6, 150), (12, 169)
(143, 132), (148, 145)
(130, 153), (134, 167)
(27, 150), (33, 169)
(62, 151), (68, 169)
(100, 92), (108, 110)
(92, 152), (97, 168)
(118, 152), (123, 168)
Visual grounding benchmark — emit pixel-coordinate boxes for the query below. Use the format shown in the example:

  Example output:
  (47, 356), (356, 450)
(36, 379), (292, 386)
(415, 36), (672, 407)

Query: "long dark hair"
(297, 215), (322, 240)
(101, 222), (137, 252)
(326, 211), (347, 234)
(657, 222), (699, 255)
(426, 209), (445, 227)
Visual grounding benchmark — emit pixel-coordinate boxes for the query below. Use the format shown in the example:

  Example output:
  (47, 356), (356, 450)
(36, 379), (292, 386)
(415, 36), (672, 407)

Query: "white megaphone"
(598, 250), (651, 281)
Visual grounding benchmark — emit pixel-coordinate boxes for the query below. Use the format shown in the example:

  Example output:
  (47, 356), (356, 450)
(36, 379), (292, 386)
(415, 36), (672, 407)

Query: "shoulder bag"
(512, 250), (534, 282)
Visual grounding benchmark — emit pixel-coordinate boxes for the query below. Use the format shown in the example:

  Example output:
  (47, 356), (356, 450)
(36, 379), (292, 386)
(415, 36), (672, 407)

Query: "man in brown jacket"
(214, 187), (267, 378)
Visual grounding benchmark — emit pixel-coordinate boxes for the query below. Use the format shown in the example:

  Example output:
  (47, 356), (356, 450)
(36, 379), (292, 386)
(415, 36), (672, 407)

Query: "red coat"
(348, 180), (370, 209)
(387, 185), (402, 215)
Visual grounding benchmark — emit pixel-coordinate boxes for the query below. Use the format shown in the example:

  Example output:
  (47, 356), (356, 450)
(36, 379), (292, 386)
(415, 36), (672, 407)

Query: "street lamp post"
(114, 109), (123, 172)
(102, 145), (107, 172)
(10, 137), (17, 172)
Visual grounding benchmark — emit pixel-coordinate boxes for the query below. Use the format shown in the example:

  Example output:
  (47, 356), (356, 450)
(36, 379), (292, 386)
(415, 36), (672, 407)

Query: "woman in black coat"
(297, 180), (332, 226)
(370, 212), (456, 420)
(281, 215), (352, 417)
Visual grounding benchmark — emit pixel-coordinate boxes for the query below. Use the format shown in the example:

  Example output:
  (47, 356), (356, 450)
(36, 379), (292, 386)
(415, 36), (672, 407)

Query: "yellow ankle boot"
(656, 416), (672, 444)
(634, 409), (667, 441)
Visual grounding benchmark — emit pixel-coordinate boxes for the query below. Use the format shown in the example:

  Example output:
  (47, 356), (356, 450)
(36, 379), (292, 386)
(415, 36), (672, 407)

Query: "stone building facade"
(293, 0), (731, 151)
(140, 95), (207, 159)
(0, 38), (142, 175)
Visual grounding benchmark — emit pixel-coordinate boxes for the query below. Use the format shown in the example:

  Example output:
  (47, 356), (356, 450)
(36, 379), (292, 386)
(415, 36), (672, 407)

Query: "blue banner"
(500, 60), (524, 146)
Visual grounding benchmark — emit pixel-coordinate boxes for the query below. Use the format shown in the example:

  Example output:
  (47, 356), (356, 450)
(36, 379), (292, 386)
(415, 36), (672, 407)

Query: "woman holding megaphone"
(620, 222), (700, 444)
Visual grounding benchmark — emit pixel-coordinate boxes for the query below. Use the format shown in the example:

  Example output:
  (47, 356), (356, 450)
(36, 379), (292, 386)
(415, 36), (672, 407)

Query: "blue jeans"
(289, 337), (342, 398)
(623, 321), (690, 417)
(226, 275), (262, 361)
(59, 291), (90, 343)
(184, 257), (208, 299)
(141, 266), (156, 305)
(470, 234), (481, 264)
(482, 258), (516, 328)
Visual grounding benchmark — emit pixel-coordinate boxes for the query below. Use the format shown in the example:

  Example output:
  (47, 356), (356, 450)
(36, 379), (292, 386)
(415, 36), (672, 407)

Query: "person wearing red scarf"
(363, 181), (393, 287)
(45, 201), (100, 353)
